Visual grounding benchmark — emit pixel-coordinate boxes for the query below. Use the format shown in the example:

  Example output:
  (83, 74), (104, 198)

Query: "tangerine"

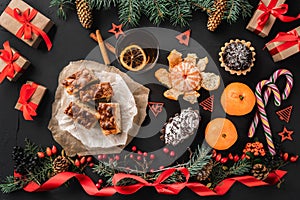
(221, 82), (256, 116)
(205, 118), (238, 150)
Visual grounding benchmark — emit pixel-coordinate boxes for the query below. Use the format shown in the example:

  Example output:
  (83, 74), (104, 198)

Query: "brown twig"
(95, 30), (110, 66)
(90, 33), (116, 54)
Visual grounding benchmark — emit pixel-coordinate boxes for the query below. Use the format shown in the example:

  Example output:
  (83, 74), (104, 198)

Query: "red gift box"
(0, 41), (30, 83)
(266, 26), (300, 62)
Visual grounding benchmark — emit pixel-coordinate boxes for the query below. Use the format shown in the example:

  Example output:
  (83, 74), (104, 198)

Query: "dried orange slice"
(119, 44), (147, 71)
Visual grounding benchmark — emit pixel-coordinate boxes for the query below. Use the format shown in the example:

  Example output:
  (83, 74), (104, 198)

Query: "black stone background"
(0, 0), (299, 199)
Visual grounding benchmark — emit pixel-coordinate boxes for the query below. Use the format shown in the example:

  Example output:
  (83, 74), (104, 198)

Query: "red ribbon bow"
(113, 167), (189, 195)
(267, 29), (300, 56)
(0, 41), (21, 83)
(257, 0), (300, 28)
(18, 82), (38, 120)
(5, 7), (52, 51)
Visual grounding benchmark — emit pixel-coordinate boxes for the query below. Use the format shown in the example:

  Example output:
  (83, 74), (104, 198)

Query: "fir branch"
(118, 0), (141, 27)
(88, 0), (119, 10)
(93, 161), (116, 185)
(50, 0), (74, 20)
(240, 0), (253, 19)
(228, 159), (251, 176)
(24, 138), (42, 155)
(190, 0), (213, 13)
(169, 0), (192, 27)
(0, 176), (26, 193)
(142, 0), (170, 25)
(30, 159), (54, 183)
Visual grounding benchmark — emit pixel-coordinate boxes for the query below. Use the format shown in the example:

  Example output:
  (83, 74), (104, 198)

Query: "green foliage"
(88, 0), (119, 9)
(228, 159), (251, 176)
(0, 176), (25, 193)
(224, 0), (253, 23)
(118, 0), (141, 27)
(142, 0), (170, 25)
(50, 0), (74, 20)
(191, 0), (214, 12)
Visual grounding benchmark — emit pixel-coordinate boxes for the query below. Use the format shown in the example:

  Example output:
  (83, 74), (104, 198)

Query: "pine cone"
(52, 156), (70, 175)
(75, 0), (93, 29)
(251, 164), (269, 180)
(196, 160), (213, 181)
(207, 0), (227, 32)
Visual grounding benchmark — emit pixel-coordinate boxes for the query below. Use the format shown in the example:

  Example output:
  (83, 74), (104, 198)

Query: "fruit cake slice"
(97, 103), (122, 135)
(62, 69), (98, 95)
(79, 82), (113, 104)
(64, 102), (100, 129)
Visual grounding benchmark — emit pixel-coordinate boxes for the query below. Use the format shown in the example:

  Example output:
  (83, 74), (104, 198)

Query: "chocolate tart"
(219, 39), (256, 75)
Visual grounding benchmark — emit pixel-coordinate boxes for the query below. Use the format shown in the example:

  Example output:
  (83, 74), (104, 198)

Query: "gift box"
(0, 41), (30, 83)
(0, 0), (54, 51)
(246, 0), (286, 37)
(15, 81), (47, 120)
(266, 26), (300, 62)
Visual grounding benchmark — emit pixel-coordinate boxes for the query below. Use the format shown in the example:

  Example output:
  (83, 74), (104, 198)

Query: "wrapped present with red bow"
(15, 81), (47, 120)
(266, 26), (300, 62)
(0, 41), (30, 83)
(0, 0), (54, 51)
(246, 0), (300, 37)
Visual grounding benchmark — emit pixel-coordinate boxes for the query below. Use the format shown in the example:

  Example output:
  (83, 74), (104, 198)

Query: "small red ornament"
(228, 153), (233, 160)
(169, 151), (175, 157)
(175, 29), (191, 46)
(215, 153), (222, 162)
(108, 23), (124, 39)
(290, 155), (299, 163)
(46, 147), (52, 157)
(131, 146), (137, 152)
(278, 126), (294, 142)
(98, 179), (103, 184)
(95, 183), (101, 189)
(51, 145), (57, 155)
(276, 106), (292, 123)
(148, 102), (164, 117)
(150, 154), (155, 160)
(137, 156), (142, 161)
(89, 163), (94, 167)
(37, 152), (45, 158)
(138, 150), (143, 155)
(75, 159), (80, 167)
(87, 156), (93, 163)
(143, 152), (148, 157)
(220, 157), (228, 164)
(283, 153), (289, 161)
(199, 95), (214, 112)
(80, 157), (86, 164)
(233, 155), (239, 162)
(163, 147), (169, 154)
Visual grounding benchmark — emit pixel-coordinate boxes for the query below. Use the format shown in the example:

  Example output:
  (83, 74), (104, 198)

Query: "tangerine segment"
(221, 82), (256, 116)
(205, 118), (238, 150)
(119, 44), (147, 71)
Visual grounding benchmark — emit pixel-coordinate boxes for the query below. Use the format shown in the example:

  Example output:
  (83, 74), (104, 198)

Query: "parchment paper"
(48, 60), (150, 156)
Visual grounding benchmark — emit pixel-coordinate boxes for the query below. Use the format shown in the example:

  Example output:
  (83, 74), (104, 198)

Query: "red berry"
(115, 155), (120, 161)
(220, 157), (228, 164)
(97, 155), (103, 160)
(130, 154), (134, 159)
(169, 151), (175, 157)
(87, 156), (93, 163)
(95, 183), (101, 189)
(37, 152), (45, 158)
(98, 179), (103, 184)
(102, 154), (107, 159)
(137, 150), (143, 155)
(215, 153), (222, 162)
(51, 145), (57, 155)
(283, 153), (289, 161)
(150, 154), (155, 160)
(143, 152), (148, 157)
(228, 153), (234, 160)
(46, 147), (52, 156)
(80, 157), (86, 164)
(163, 147), (169, 154)
(75, 159), (80, 167)
(233, 155), (239, 162)
(290, 155), (299, 163)
(241, 154), (246, 160)
(159, 166), (164, 170)
(150, 169), (155, 173)
(131, 146), (137, 152)
(137, 156), (142, 161)
(126, 167), (131, 170)
(109, 158), (114, 162)
(212, 150), (217, 158)
(89, 163), (94, 167)
(77, 154), (82, 158)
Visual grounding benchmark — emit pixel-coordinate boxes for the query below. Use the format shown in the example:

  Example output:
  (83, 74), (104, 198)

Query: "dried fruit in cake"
(219, 39), (255, 75)
(221, 82), (256, 116)
(79, 82), (113, 104)
(205, 118), (238, 150)
(97, 103), (121, 135)
(62, 69), (98, 95)
(64, 102), (100, 129)
(119, 44), (147, 71)
(160, 108), (200, 146)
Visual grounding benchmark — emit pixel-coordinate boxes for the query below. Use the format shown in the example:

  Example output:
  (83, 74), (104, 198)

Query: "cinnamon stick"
(95, 30), (110, 66)
(90, 33), (116, 55)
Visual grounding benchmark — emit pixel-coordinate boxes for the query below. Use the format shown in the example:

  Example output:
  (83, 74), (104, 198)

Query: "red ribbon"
(5, 7), (52, 51)
(255, 0), (300, 33)
(19, 168), (286, 196)
(267, 29), (300, 56)
(18, 82), (39, 120)
(0, 41), (21, 83)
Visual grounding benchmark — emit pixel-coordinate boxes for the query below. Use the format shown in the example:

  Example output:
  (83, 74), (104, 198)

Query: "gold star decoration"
(108, 23), (124, 39)
(278, 126), (294, 142)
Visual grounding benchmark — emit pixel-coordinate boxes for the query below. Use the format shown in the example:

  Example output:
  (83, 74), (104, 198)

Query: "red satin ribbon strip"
(267, 29), (300, 56)
(0, 41), (21, 83)
(4, 7), (52, 51)
(18, 82), (39, 120)
(255, 0), (300, 34)
(19, 168), (286, 197)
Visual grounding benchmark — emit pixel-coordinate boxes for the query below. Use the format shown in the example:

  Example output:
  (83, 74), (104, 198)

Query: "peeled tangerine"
(221, 82), (256, 116)
(205, 118), (238, 150)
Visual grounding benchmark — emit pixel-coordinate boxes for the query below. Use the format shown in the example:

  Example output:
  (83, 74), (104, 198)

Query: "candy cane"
(255, 80), (282, 155)
(248, 69), (293, 138)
